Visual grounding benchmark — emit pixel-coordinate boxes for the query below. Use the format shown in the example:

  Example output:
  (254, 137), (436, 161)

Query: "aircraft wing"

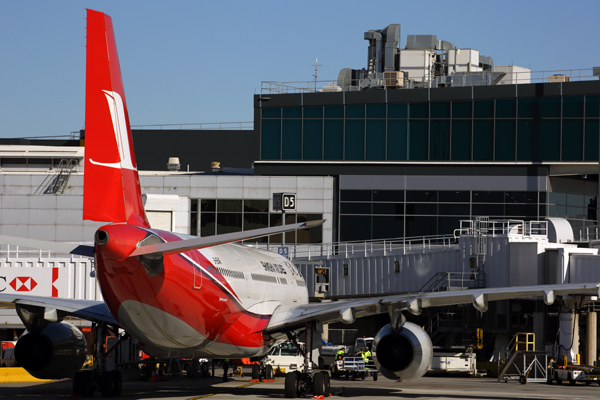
(131, 219), (325, 257)
(0, 293), (118, 327)
(265, 282), (600, 332)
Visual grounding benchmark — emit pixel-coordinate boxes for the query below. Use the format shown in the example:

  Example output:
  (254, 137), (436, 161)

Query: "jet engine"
(14, 321), (87, 379)
(372, 322), (433, 380)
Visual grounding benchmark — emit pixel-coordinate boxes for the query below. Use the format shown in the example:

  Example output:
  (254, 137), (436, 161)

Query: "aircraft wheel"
(265, 365), (274, 380)
(519, 375), (527, 385)
(312, 371), (326, 396)
(252, 365), (260, 380)
(100, 370), (121, 397)
(112, 371), (122, 396)
(189, 358), (200, 378)
(323, 372), (331, 397)
(73, 370), (94, 397)
(284, 372), (298, 398)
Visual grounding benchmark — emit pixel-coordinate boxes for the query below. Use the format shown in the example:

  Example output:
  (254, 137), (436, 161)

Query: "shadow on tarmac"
(1, 375), (599, 400)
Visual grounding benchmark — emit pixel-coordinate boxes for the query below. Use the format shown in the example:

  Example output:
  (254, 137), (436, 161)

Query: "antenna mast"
(311, 58), (323, 92)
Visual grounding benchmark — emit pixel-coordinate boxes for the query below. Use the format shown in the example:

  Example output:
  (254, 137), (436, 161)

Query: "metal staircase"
(497, 332), (547, 384)
(422, 271), (486, 348)
(420, 271), (486, 292)
(35, 159), (77, 194)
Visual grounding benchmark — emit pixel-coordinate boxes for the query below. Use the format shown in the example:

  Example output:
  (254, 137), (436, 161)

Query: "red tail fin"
(83, 10), (150, 228)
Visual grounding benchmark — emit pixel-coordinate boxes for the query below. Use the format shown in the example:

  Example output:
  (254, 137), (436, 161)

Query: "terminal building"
(1, 24), (600, 367)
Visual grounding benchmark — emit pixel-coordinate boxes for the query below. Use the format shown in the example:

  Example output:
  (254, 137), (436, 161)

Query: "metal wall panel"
(509, 242), (539, 286)
(569, 253), (600, 284)
(298, 249), (463, 297)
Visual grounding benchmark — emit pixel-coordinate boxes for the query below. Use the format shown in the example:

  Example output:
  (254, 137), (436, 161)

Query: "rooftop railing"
(454, 219), (548, 239)
(575, 225), (600, 242)
(252, 233), (459, 261)
(261, 68), (598, 95)
(130, 122), (253, 130)
(0, 244), (92, 260)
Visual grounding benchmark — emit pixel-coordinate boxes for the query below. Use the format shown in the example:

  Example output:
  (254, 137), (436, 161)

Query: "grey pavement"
(1, 373), (600, 399)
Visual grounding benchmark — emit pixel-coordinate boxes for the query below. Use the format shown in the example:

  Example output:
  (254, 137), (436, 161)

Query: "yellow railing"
(514, 332), (535, 352)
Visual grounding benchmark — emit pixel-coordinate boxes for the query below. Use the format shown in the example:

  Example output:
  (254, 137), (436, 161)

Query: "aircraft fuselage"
(94, 224), (308, 358)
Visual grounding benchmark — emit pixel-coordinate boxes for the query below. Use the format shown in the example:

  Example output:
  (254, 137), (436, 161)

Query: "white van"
(264, 342), (306, 373)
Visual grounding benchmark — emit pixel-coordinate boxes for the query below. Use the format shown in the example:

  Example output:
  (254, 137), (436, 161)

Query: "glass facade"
(260, 95), (600, 162)
(190, 199), (322, 245)
(339, 190), (598, 241)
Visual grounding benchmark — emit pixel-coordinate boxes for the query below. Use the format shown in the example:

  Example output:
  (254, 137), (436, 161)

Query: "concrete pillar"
(322, 324), (329, 343)
(587, 311), (597, 366)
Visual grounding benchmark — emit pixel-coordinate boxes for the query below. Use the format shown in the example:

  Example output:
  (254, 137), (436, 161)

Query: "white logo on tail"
(89, 90), (136, 171)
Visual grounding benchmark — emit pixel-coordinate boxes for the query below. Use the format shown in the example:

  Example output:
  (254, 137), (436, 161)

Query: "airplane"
(1, 8), (599, 399)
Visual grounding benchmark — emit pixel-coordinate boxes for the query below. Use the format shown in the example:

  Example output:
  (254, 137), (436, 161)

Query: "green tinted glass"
(387, 119), (407, 160)
(261, 119), (280, 159)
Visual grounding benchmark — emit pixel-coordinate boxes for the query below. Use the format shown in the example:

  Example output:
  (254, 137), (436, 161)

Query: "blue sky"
(1, 0), (599, 138)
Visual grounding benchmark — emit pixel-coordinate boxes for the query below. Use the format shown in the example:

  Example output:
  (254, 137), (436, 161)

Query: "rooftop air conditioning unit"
(384, 71), (404, 88)
(549, 74), (571, 83)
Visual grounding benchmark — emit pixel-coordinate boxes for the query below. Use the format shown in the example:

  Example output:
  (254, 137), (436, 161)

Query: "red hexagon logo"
(9, 277), (38, 292)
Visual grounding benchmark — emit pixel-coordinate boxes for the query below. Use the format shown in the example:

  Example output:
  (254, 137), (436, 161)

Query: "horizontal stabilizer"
(0, 235), (94, 257)
(130, 219), (325, 257)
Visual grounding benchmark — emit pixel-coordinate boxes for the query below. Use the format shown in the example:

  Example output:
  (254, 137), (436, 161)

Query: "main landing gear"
(284, 370), (331, 398)
(283, 322), (331, 398)
(73, 369), (122, 397)
(72, 322), (124, 398)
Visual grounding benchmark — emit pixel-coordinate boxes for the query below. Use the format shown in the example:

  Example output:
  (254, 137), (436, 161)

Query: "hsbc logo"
(0, 268), (59, 296)
(9, 277), (38, 292)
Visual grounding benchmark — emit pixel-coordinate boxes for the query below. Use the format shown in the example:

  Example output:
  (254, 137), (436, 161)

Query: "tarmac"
(1, 371), (600, 399)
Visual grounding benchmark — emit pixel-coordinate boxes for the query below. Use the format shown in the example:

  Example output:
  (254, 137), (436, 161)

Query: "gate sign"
(273, 193), (296, 211)
(277, 247), (289, 258)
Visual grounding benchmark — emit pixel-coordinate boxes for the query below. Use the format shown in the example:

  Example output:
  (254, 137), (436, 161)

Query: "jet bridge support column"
(587, 311), (597, 366)
(559, 298), (580, 363)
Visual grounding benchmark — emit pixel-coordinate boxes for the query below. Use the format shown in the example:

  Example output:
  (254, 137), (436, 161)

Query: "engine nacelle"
(372, 322), (433, 381)
(14, 322), (87, 379)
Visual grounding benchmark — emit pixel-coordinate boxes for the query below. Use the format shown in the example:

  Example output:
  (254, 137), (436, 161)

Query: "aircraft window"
(217, 267), (245, 280)
(251, 273), (278, 284)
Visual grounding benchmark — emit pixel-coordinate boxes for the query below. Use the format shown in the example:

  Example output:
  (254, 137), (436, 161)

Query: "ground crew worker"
(223, 359), (230, 382)
(362, 349), (372, 366)
(336, 347), (345, 360)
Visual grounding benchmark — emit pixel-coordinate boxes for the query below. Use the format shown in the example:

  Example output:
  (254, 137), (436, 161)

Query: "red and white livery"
(0, 9), (599, 398)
